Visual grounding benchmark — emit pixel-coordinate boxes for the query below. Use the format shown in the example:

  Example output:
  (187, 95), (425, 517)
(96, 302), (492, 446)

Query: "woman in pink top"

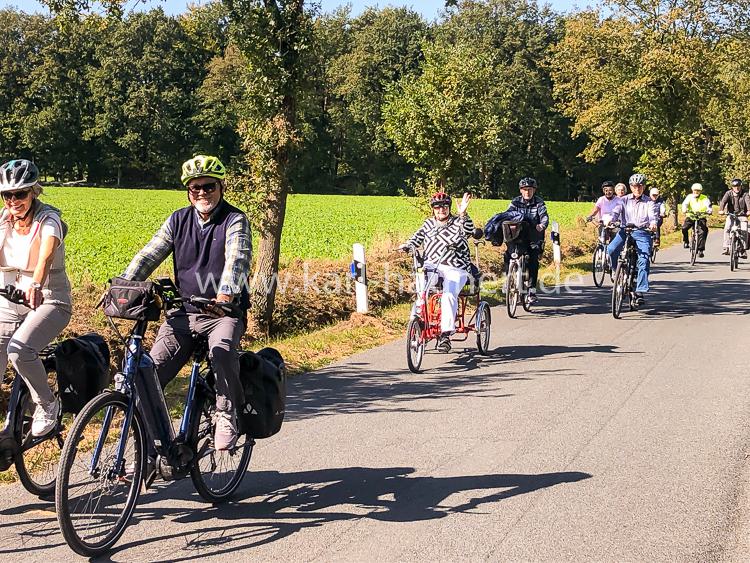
(586, 181), (621, 243)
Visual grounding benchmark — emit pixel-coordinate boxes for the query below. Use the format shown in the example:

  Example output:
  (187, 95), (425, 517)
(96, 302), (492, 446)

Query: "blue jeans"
(607, 229), (652, 293)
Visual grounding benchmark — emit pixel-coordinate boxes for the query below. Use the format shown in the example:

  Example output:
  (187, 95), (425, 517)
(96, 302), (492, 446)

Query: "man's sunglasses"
(188, 182), (219, 195)
(431, 203), (450, 209)
(2, 189), (31, 201)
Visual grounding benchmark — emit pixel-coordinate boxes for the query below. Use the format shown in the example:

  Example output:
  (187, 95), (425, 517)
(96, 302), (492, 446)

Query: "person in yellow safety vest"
(681, 183), (712, 257)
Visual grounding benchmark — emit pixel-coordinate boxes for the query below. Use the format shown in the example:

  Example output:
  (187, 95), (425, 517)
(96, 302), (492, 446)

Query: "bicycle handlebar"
(188, 296), (244, 319)
(0, 284), (30, 307)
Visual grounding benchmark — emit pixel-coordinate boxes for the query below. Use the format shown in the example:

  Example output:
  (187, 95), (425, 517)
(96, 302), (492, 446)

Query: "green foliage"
(40, 187), (587, 283)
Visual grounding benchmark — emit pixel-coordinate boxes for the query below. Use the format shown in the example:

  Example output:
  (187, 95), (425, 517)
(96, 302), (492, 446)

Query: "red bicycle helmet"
(430, 191), (451, 208)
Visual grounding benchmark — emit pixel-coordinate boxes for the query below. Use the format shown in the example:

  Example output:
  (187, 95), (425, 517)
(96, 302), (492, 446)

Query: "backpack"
(55, 333), (111, 414)
(238, 347), (286, 439)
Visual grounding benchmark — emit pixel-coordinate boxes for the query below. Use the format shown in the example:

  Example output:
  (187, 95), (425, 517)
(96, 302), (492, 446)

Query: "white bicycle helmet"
(691, 182), (703, 191)
(0, 159), (40, 192)
(629, 173), (647, 186)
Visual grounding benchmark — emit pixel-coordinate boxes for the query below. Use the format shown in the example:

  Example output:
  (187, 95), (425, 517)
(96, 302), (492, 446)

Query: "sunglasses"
(431, 203), (450, 209)
(2, 189), (31, 202)
(188, 181), (219, 195)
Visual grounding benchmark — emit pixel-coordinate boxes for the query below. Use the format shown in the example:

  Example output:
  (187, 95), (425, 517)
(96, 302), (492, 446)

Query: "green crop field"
(40, 188), (590, 285)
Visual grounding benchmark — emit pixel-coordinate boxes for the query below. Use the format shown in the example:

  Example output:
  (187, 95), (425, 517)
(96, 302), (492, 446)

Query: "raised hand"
(457, 192), (472, 215)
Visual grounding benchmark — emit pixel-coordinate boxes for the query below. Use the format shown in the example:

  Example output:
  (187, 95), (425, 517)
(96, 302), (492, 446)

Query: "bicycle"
(686, 212), (708, 266)
(591, 221), (618, 287)
(405, 232), (491, 373)
(504, 222), (537, 318)
(55, 278), (253, 556)
(0, 284), (66, 497)
(726, 212), (746, 271)
(611, 224), (653, 319)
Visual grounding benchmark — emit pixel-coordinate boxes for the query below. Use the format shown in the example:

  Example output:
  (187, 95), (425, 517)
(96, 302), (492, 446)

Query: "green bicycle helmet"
(180, 155), (226, 186)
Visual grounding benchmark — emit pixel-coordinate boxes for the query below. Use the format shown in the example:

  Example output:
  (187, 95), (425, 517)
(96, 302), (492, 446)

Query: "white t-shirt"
(0, 220), (62, 290)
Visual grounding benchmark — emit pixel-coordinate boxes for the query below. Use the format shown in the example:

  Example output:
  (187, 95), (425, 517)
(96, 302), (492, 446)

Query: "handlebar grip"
(189, 296), (244, 319)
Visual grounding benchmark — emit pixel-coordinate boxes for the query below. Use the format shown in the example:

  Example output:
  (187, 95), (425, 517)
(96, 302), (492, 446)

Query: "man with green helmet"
(122, 155), (252, 452)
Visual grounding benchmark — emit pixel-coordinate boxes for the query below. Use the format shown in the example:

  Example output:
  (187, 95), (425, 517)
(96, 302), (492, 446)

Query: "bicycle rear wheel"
(405, 317), (425, 373)
(14, 393), (73, 497)
(475, 302), (491, 355)
(611, 261), (627, 319)
(56, 391), (146, 557)
(592, 245), (606, 287)
(506, 262), (519, 318)
(190, 397), (253, 503)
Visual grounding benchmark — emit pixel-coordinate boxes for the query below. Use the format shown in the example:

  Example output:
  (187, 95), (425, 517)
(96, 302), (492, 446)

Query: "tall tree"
(222, 0), (315, 331)
(551, 0), (727, 210)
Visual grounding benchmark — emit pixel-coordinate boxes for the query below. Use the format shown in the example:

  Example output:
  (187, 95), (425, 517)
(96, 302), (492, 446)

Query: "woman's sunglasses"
(187, 181), (219, 195)
(2, 189), (31, 202)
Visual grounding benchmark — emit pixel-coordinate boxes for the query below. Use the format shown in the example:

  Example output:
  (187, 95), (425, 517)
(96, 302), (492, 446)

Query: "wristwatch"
(30, 282), (42, 290)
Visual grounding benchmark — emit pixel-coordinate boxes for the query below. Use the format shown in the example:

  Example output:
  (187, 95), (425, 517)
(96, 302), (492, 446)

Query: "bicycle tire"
(56, 391), (146, 557)
(592, 245), (606, 287)
(730, 235), (738, 271)
(650, 245), (657, 264)
(506, 262), (519, 318)
(611, 260), (627, 319)
(405, 317), (425, 373)
(190, 396), (253, 503)
(14, 393), (68, 497)
(690, 230), (698, 265)
(475, 302), (491, 355)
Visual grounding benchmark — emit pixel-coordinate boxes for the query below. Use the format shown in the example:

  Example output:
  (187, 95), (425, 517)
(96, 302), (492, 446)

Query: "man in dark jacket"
(486, 177), (549, 304)
(122, 155), (252, 452)
(719, 178), (750, 257)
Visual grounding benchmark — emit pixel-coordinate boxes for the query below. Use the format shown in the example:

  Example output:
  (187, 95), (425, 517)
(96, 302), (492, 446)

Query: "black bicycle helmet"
(0, 159), (39, 192)
(731, 178), (743, 188)
(519, 177), (538, 189)
(601, 180), (615, 189)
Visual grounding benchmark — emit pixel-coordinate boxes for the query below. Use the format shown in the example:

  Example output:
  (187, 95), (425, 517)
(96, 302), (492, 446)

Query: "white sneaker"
(213, 410), (238, 451)
(31, 399), (59, 437)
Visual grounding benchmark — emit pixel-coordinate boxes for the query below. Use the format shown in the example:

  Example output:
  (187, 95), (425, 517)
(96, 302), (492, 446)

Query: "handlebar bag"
(238, 347), (286, 439)
(102, 277), (161, 321)
(55, 333), (111, 414)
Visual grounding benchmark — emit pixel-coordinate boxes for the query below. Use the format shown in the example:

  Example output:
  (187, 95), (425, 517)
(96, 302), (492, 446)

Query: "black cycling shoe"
(683, 242), (689, 249)
(437, 333), (452, 353)
(634, 292), (645, 307)
(698, 251), (704, 258)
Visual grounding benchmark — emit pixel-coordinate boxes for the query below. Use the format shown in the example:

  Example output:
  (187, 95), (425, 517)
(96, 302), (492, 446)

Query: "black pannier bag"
(0, 429), (17, 472)
(55, 333), (111, 414)
(238, 347), (286, 439)
(102, 277), (161, 321)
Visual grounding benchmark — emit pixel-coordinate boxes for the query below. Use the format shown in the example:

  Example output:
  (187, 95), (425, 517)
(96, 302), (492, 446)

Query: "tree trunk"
(250, 180), (288, 333)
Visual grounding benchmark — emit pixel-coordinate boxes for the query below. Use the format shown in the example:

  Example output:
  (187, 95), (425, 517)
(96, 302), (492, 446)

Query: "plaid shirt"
(122, 204), (252, 296)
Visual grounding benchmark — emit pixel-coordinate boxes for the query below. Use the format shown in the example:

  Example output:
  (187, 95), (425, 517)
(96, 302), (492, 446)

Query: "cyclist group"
(2, 153), (748, 479)
(0, 155), (250, 460)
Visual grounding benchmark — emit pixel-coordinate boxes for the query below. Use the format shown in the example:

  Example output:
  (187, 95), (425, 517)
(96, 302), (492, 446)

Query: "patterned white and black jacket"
(405, 214), (475, 272)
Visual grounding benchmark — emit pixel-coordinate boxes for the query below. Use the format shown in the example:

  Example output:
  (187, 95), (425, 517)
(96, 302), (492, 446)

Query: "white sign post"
(351, 243), (368, 313)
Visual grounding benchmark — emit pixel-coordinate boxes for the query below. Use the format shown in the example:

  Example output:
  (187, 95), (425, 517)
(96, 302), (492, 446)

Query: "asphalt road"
(1, 233), (749, 562)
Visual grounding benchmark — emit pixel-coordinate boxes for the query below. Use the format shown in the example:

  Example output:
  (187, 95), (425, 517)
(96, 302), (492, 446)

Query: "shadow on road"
(99, 466), (592, 562)
(284, 341), (632, 421)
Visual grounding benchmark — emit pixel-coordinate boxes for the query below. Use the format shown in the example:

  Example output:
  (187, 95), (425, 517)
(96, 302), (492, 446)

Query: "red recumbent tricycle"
(404, 230), (491, 373)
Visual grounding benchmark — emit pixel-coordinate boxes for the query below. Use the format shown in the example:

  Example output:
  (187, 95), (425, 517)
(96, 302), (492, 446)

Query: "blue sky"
(0, 0), (584, 18)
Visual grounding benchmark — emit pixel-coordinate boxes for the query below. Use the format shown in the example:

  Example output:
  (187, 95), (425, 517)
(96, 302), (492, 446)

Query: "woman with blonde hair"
(0, 159), (71, 436)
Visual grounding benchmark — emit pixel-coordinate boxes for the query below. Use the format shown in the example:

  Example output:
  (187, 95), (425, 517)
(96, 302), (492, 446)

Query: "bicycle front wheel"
(14, 393), (73, 497)
(730, 235), (738, 271)
(405, 317), (425, 373)
(690, 232), (698, 265)
(190, 397), (253, 503)
(592, 246), (606, 287)
(55, 391), (146, 557)
(611, 261), (627, 319)
(506, 262), (519, 318)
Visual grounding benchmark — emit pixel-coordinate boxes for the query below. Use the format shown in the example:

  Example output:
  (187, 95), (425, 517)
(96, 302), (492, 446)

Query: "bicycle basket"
(102, 277), (161, 321)
(502, 222), (525, 243)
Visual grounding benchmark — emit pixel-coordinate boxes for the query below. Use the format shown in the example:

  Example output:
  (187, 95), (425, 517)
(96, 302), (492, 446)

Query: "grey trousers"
(151, 311), (244, 414)
(0, 303), (72, 407)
